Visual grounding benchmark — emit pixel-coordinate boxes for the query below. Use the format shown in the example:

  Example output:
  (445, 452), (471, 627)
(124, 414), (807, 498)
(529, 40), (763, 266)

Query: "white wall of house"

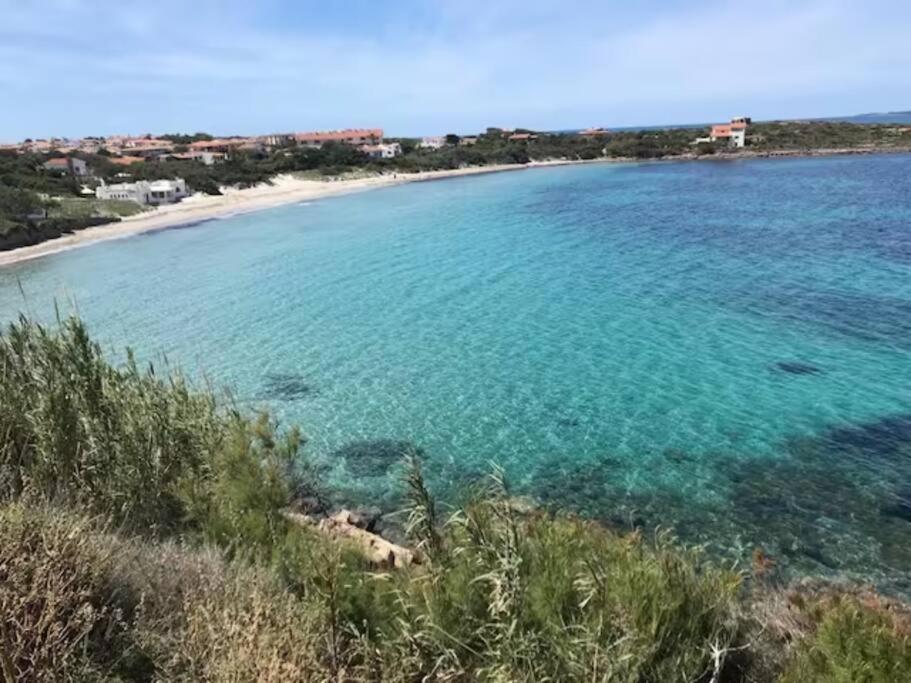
(96, 181), (151, 204)
(96, 178), (187, 205)
(419, 136), (445, 149)
(361, 143), (402, 159)
(147, 179), (188, 205)
(191, 151), (219, 165)
(70, 158), (88, 176)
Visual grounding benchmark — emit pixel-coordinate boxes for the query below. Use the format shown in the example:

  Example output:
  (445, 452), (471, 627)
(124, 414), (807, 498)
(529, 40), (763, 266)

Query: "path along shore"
(2, 147), (909, 267)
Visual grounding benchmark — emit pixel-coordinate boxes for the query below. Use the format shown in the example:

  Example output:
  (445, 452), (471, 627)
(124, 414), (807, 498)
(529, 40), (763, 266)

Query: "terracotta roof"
(711, 124), (733, 137)
(124, 138), (172, 148)
(170, 151), (226, 160)
(44, 157), (70, 167)
(508, 133), (536, 140)
(188, 138), (249, 150)
(293, 128), (383, 143)
(109, 156), (145, 166)
(579, 128), (609, 136)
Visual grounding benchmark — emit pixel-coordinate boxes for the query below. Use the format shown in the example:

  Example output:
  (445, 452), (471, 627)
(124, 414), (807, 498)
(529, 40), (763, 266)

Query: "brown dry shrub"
(132, 553), (328, 682)
(0, 503), (141, 682)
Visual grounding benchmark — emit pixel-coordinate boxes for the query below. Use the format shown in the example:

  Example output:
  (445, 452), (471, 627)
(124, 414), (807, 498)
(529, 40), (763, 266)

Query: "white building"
(96, 178), (187, 205)
(360, 142), (402, 159)
(148, 179), (188, 205)
(170, 150), (225, 165)
(419, 136), (446, 149)
(709, 116), (751, 148)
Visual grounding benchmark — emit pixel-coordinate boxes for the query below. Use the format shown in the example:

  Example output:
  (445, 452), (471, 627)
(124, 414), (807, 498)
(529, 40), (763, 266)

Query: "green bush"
(338, 466), (745, 681)
(780, 599), (911, 683)
(0, 315), (300, 541)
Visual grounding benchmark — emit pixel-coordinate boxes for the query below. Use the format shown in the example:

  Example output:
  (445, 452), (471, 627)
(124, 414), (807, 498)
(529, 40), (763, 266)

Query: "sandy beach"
(0, 164), (558, 267)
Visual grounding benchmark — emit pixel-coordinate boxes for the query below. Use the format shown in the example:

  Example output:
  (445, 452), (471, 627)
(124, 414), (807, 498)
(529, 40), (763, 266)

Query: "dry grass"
(0, 504), (136, 681)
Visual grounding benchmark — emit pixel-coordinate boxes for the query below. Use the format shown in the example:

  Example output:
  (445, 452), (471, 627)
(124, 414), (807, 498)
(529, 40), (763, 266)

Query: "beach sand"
(0, 164), (558, 267)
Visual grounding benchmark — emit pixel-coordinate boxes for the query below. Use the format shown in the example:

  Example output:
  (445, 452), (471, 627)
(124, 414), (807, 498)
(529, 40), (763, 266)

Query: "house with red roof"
(709, 117), (751, 148)
(108, 155), (146, 167)
(43, 156), (88, 176)
(294, 129), (383, 148)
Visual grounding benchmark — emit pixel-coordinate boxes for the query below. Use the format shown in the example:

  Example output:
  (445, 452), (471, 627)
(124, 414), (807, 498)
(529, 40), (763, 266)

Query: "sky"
(1, 0), (909, 141)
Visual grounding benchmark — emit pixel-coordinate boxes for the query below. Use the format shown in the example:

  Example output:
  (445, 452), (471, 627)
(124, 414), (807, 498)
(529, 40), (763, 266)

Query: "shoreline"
(2, 147), (909, 267)
(0, 163), (565, 267)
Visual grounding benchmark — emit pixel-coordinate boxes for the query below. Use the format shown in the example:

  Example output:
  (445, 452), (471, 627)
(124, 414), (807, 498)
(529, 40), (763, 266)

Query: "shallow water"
(2, 155), (911, 592)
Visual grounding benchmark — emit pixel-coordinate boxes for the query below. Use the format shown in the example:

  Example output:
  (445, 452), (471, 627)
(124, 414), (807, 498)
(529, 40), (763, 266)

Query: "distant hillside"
(821, 111), (911, 125)
(559, 110), (911, 134)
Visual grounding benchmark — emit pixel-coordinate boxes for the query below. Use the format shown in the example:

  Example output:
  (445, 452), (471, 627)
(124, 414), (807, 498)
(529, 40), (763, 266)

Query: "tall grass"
(0, 314), (298, 541)
(2, 315), (909, 681)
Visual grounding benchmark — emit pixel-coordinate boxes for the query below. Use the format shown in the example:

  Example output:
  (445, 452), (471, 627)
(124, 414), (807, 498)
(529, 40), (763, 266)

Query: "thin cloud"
(0, 0), (908, 140)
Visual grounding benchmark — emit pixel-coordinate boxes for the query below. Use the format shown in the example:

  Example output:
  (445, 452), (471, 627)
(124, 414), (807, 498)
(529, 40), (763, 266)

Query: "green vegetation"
(159, 132), (215, 144)
(0, 151), (136, 250)
(779, 596), (911, 682)
(50, 197), (149, 219)
(749, 120), (911, 151)
(2, 315), (910, 680)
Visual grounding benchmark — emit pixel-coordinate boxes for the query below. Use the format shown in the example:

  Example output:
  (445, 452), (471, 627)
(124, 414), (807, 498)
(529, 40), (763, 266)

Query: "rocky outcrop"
(283, 509), (418, 569)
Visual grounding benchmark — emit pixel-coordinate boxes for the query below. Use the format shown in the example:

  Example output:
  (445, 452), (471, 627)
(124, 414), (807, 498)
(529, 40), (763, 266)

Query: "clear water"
(2, 155), (911, 593)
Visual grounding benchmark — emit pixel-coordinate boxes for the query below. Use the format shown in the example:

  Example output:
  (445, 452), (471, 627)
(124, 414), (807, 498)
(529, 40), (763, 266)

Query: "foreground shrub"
(352, 466), (745, 682)
(0, 315), (300, 542)
(133, 549), (326, 681)
(779, 597), (911, 682)
(0, 504), (146, 681)
(0, 502), (334, 682)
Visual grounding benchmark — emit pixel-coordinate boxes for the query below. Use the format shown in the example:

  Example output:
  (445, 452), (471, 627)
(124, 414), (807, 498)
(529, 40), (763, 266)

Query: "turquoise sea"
(2, 155), (911, 592)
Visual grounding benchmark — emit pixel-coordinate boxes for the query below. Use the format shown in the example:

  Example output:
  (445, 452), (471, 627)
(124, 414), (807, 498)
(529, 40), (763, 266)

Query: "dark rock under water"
(774, 361), (824, 376)
(756, 288), (911, 347)
(332, 439), (426, 478)
(821, 413), (911, 459)
(881, 489), (911, 523)
(261, 372), (314, 401)
(556, 416), (580, 428)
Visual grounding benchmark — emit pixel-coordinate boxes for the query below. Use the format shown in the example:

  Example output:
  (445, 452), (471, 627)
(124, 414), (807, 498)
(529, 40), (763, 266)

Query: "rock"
(331, 439), (425, 478)
(505, 496), (539, 515)
(332, 507), (383, 532)
(288, 495), (329, 516)
(556, 417), (580, 428)
(881, 489), (911, 523)
(283, 509), (419, 569)
(261, 372), (314, 400)
(353, 505), (384, 533)
(774, 361), (823, 376)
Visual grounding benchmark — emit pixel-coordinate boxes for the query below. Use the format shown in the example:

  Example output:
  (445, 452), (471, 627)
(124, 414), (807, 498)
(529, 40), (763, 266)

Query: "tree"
(398, 138), (419, 155)
(0, 185), (44, 220)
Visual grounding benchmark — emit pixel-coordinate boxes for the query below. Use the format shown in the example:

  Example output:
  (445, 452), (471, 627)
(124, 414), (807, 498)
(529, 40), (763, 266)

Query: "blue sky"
(1, 0), (909, 141)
